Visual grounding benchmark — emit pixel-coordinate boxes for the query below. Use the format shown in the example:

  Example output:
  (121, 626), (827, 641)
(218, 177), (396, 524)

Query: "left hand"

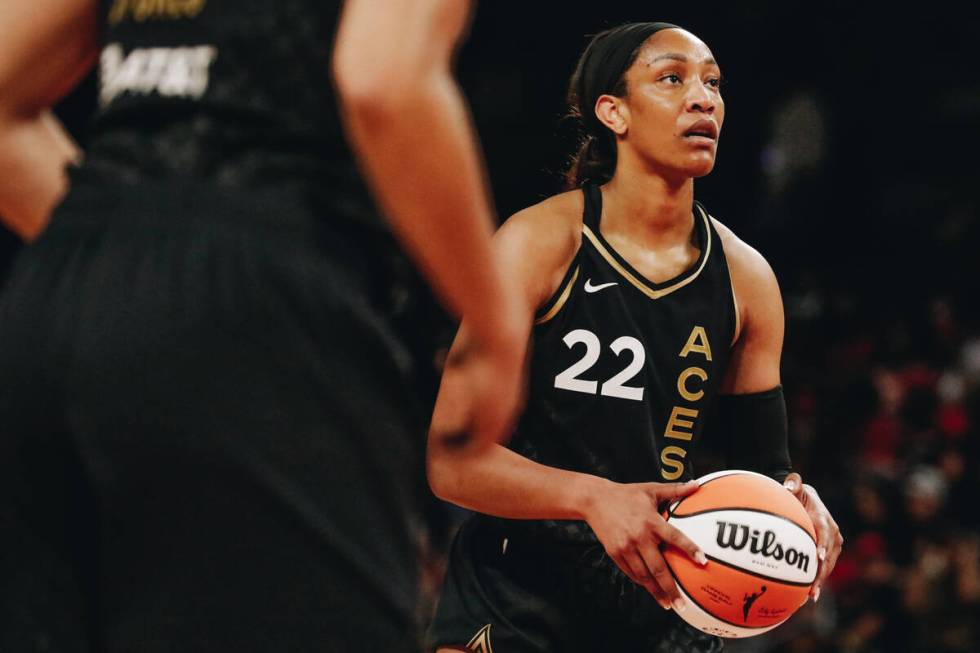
(783, 472), (842, 602)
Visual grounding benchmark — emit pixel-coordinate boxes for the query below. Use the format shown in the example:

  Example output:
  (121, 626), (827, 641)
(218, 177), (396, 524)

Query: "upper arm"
(333, 0), (470, 102)
(719, 232), (784, 394)
(427, 199), (581, 441)
(0, 0), (98, 119)
(491, 201), (582, 321)
(444, 200), (582, 365)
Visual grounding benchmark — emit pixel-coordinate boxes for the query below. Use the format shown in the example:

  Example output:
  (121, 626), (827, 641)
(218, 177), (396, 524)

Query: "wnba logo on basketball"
(715, 521), (812, 573)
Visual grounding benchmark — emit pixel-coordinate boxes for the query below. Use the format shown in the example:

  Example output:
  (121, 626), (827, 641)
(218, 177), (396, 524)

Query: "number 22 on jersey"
(553, 329), (646, 401)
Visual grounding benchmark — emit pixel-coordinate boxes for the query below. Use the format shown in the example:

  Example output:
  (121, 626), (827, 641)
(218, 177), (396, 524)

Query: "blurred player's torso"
(85, 0), (379, 228)
(503, 182), (737, 543)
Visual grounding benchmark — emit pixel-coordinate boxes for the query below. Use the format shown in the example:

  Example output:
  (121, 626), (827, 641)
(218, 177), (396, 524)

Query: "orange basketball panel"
(671, 472), (814, 538)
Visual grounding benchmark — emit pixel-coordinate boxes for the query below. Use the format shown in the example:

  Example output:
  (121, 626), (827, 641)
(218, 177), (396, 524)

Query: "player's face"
(618, 29), (724, 181)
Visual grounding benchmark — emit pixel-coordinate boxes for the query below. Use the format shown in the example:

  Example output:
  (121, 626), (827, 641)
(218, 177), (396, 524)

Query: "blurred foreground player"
(426, 23), (843, 652)
(0, 0), (524, 651)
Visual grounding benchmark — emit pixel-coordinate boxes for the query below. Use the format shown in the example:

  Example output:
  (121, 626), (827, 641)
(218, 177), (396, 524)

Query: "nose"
(686, 81), (716, 114)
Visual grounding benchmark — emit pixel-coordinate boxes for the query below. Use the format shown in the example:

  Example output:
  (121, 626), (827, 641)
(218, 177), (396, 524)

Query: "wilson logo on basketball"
(715, 521), (812, 573)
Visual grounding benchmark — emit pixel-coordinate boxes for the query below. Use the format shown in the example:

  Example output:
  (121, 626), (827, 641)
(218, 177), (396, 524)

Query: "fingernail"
(784, 481), (798, 492)
(814, 586), (821, 603)
(672, 597), (686, 612)
(818, 547), (827, 561)
(661, 601), (672, 611)
(696, 551), (708, 566)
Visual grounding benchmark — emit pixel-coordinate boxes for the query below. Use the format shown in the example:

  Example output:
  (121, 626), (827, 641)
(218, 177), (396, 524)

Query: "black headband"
(576, 22), (682, 132)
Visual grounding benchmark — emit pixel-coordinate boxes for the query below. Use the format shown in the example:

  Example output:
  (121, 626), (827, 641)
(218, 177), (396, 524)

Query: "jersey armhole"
(533, 258), (580, 326)
(715, 214), (741, 347)
(728, 272), (741, 347)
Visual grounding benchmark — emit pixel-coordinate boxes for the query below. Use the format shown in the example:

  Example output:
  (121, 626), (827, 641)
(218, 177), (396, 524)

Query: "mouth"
(683, 120), (719, 142)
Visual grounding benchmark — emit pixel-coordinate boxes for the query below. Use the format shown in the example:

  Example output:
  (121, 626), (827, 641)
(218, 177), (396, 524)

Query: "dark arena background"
(2, 2), (978, 652)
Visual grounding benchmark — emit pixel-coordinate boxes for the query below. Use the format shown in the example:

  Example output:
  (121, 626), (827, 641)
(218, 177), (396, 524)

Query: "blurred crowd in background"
(1, 2), (977, 652)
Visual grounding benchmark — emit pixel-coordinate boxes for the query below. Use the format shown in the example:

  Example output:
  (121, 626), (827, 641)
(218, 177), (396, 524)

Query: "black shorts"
(426, 516), (724, 653)
(0, 181), (424, 653)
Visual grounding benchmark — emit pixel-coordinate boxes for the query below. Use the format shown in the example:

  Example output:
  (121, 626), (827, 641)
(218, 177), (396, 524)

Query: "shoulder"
(495, 189), (584, 311)
(708, 215), (783, 342)
(709, 216), (778, 291)
(498, 189), (583, 253)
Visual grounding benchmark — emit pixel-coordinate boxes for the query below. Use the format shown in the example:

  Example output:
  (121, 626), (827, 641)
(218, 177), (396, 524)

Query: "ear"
(594, 94), (629, 136)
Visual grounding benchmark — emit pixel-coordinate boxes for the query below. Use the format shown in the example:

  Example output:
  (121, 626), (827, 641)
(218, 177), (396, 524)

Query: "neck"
(601, 155), (695, 245)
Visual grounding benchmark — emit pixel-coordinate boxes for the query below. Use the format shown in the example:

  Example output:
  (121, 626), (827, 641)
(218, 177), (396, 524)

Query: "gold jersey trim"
(466, 623), (494, 653)
(709, 215), (741, 347)
(725, 242), (741, 347)
(534, 266), (580, 325)
(581, 204), (712, 301)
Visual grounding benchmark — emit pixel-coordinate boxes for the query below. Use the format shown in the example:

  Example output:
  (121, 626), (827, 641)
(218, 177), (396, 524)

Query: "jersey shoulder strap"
(530, 188), (593, 325)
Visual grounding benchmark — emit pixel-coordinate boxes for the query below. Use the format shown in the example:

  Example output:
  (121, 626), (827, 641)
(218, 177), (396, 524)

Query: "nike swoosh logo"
(584, 279), (618, 293)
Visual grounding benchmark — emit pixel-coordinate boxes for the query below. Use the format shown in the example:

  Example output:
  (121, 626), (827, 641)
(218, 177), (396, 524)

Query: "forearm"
(0, 0), (97, 239)
(717, 386), (792, 482)
(339, 74), (509, 344)
(428, 443), (608, 520)
(0, 111), (79, 240)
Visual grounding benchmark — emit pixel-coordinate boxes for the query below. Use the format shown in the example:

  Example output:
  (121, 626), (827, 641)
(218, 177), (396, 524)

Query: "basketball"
(663, 470), (818, 638)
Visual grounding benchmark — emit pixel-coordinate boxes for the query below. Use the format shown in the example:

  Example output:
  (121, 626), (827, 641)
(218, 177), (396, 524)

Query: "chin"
(690, 163), (716, 178)
(685, 153), (717, 178)
(650, 152), (717, 183)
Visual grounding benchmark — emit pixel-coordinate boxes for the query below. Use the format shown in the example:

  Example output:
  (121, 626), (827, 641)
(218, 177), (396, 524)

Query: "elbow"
(0, 91), (19, 126)
(426, 447), (460, 503)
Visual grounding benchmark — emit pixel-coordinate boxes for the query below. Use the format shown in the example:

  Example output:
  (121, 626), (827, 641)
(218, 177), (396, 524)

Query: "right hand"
(583, 478), (707, 611)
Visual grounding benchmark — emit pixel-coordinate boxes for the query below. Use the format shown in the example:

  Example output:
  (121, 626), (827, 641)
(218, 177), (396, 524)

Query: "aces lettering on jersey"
(552, 325), (712, 480)
(660, 326), (712, 480)
(100, 43), (218, 107)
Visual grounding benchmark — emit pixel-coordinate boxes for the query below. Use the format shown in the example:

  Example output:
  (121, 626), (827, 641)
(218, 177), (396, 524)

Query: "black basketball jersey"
(510, 183), (738, 506)
(81, 0), (378, 228)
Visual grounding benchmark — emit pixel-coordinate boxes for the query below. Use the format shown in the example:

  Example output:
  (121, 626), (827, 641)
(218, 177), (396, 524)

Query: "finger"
(817, 521), (844, 593)
(809, 515), (832, 599)
(653, 520), (708, 566)
(612, 550), (644, 585)
(651, 479), (701, 503)
(621, 550), (670, 609)
(637, 544), (685, 612)
(783, 472), (803, 497)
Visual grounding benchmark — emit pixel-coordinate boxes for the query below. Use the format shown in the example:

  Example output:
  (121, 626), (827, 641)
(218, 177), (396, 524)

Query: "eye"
(660, 73), (683, 84)
(706, 75), (725, 89)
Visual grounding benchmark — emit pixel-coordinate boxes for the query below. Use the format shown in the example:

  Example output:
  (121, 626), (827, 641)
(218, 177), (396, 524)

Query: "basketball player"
(0, 0), (524, 651)
(426, 23), (842, 652)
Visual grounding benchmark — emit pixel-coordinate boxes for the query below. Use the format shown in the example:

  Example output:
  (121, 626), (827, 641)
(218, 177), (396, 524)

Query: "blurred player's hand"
(431, 306), (528, 455)
(583, 479), (708, 611)
(783, 473), (843, 602)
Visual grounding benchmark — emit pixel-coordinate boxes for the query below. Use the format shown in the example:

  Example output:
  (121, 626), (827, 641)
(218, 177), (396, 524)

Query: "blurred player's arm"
(334, 0), (526, 447)
(427, 200), (591, 518)
(334, 1), (521, 360)
(717, 222), (842, 601)
(0, 0), (97, 240)
(428, 202), (706, 609)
